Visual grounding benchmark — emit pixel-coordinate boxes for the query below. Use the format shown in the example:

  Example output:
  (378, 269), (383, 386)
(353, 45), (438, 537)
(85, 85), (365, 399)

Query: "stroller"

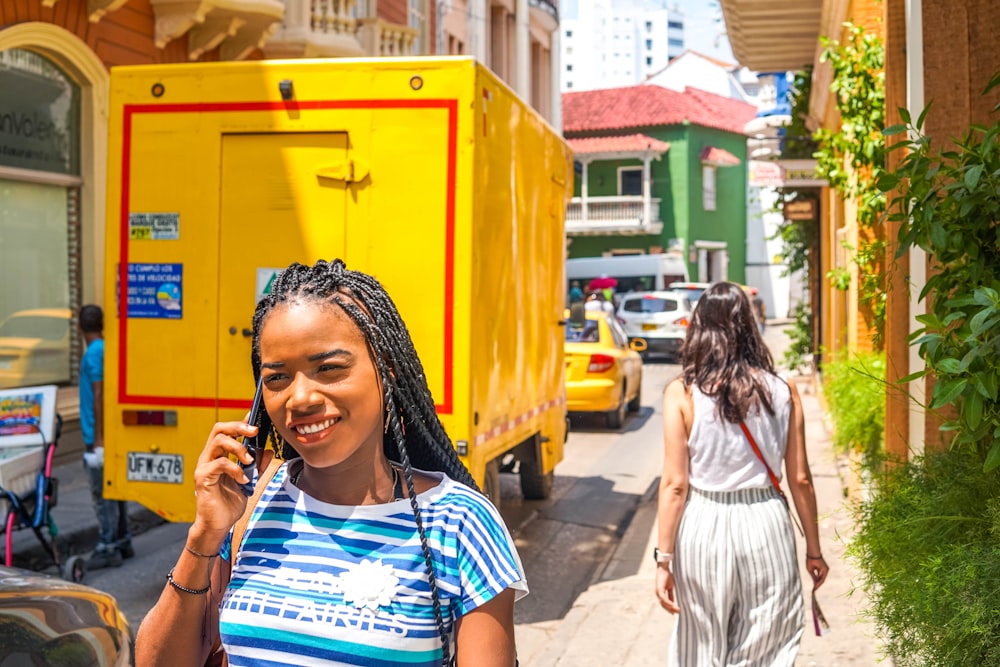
(1, 407), (86, 583)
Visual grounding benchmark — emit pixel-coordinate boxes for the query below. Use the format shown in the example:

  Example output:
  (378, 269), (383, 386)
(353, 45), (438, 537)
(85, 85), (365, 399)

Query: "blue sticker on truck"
(126, 263), (182, 319)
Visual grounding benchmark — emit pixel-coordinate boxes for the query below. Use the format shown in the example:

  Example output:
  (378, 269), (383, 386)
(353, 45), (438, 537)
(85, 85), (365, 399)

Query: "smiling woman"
(136, 259), (526, 667)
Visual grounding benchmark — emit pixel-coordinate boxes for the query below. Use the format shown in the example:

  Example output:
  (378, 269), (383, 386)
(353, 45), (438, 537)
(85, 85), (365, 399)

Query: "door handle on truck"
(557, 320), (567, 326)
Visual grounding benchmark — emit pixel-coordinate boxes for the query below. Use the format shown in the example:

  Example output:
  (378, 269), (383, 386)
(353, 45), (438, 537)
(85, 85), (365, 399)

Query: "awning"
(568, 134), (670, 161)
(700, 146), (741, 167)
(717, 0), (822, 73)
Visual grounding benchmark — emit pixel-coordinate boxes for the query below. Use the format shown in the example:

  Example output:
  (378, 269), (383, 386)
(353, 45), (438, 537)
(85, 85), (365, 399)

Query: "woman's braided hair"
(250, 259), (477, 664)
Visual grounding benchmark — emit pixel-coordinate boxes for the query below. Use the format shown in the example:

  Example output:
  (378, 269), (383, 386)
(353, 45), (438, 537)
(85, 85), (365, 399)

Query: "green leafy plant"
(821, 350), (885, 460)
(773, 69), (820, 277)
(813, 24), (888, 342)
(782, 303), (814, 373)
(880, 68), (1000, 470)
(849, 447), (1000, 666)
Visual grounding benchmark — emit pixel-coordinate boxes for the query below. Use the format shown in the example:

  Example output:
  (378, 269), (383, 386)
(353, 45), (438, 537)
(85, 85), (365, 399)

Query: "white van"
(566, 253), (690, 296)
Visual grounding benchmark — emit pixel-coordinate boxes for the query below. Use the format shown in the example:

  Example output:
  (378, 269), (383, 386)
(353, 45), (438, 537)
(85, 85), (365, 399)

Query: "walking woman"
(655, 282), (828, 666)
(137, 259), (525, 666)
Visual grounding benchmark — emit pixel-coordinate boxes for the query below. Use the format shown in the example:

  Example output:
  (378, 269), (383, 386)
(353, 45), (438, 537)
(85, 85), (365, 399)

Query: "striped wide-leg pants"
(668, 487), (804, 667)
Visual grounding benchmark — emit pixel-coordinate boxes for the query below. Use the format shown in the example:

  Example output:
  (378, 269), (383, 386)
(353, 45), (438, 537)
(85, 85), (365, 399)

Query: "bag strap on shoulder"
(231, 450), (283, 561)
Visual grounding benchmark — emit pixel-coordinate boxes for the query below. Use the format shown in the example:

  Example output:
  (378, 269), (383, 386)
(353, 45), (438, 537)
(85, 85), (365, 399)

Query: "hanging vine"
(813, 23), (887, 346)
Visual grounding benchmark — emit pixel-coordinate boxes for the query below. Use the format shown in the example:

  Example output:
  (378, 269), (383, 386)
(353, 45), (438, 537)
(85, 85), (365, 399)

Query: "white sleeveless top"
(687, 373), (791, 492)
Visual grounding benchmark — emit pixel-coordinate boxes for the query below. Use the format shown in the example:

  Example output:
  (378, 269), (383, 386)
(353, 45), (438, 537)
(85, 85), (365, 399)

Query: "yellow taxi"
(564, 308), (645, 429)
(0, 309), (72, 390)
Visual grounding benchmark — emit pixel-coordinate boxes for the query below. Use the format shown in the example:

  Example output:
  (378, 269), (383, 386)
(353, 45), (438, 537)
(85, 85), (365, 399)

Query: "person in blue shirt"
(79, 304), (133, 569)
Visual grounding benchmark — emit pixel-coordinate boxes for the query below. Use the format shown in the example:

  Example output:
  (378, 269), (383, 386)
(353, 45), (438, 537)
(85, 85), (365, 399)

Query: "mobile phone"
(237, 374), (265, 497)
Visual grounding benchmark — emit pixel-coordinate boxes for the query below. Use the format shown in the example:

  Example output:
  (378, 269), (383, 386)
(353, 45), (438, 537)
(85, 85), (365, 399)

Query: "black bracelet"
(166, 567), (210, 595)
(806, 553), (824, 560)
(184, 545), (219, 559)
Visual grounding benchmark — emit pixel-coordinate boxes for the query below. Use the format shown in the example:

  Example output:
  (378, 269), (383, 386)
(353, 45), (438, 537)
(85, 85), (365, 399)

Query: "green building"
(562, 85), (756, 284)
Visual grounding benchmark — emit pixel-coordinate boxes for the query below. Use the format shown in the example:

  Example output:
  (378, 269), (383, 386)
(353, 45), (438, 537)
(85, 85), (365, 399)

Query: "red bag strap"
(739, 422), (786, 501)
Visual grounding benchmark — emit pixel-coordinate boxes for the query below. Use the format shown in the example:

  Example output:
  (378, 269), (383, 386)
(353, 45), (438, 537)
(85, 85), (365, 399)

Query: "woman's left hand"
(807, 555), (829, 589)
(655, 565), (679, 614)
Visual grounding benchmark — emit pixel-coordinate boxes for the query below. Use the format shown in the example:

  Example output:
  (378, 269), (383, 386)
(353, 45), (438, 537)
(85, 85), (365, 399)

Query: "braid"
(249, 258), (481, 663)
(386, 386), (452, 664)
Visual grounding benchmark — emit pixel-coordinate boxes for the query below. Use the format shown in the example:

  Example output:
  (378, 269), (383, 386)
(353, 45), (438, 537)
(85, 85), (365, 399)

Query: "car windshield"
(565, 321), (600, 343)
(0, 315), (68, 340)
(623, 297), (678, 314)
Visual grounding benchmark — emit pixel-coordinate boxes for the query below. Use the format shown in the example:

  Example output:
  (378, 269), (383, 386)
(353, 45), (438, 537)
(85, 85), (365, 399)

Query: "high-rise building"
(561, 0), (684, 92)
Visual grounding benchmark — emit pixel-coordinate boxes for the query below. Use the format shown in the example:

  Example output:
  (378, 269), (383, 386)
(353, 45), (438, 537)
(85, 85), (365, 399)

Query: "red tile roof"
(700, 146), (741, 166)
(563, 85), (756, 135)
(567, 134), (670, 157)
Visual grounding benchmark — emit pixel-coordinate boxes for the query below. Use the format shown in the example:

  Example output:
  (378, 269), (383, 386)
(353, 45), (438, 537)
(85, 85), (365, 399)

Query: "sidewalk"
(531, 325), (885, 666)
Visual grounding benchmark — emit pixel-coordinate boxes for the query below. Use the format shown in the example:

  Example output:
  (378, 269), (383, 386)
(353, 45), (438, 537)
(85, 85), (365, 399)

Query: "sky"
(673, 0), (735, 63)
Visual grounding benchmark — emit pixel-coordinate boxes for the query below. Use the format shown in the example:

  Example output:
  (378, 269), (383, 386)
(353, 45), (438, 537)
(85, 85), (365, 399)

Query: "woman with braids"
(654, 282), (828, 666)
(137, 259), (525, 666)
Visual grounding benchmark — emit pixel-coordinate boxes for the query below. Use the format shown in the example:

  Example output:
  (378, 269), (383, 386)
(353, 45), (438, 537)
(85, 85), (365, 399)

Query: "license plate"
(642, 323), (658, 331)
(0, 360), (12, 370)
(127, 452), (184, 484)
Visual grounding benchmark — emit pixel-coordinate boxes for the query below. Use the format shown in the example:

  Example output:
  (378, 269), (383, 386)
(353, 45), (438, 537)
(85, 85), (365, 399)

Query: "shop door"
(217, 133), (349, 403)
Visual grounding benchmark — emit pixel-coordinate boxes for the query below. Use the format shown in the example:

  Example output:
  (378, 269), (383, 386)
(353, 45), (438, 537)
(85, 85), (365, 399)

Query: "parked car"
(564, 309), (645, 429)
(667, 281), (711, 306)
(0, 309), (72, 390)
(615, 291), (693, 361)
(0, 564), (133, 666)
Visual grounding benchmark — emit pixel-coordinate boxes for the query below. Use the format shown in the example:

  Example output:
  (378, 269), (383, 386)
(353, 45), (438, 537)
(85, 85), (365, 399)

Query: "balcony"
(263, 0), (365, 58)
(566, 196), (663, 236)
(356, 17), (418, 56)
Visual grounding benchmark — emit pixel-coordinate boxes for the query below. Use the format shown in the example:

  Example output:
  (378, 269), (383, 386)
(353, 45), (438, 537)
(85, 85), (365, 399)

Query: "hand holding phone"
(237, 375), (265, 497)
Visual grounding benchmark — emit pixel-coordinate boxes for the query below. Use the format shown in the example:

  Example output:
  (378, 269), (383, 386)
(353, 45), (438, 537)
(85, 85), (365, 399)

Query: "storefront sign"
(0, 50), (80, 175)
(129, 213), (180, 240)
(126, 263), (183, 319)
(783, 200), (817, 221)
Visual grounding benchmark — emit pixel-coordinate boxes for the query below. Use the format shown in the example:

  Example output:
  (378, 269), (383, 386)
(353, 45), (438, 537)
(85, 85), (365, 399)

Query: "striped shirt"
(218, 464), (527, 666)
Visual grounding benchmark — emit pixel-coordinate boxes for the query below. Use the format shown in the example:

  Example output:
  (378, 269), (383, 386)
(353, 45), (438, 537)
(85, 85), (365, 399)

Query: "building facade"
(562, 84), (755, 284)
(719, 0), (1000, 458)
(439, 0), (561, 125)
(561, 0), (684, 92)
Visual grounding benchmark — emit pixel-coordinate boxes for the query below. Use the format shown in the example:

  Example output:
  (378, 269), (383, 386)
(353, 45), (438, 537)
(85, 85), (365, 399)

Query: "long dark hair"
(250, 259), (474, 664)
(681, 281), (776, 423)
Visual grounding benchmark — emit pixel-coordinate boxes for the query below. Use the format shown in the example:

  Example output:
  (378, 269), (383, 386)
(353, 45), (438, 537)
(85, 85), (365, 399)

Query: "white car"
(615, 291), (693, 360)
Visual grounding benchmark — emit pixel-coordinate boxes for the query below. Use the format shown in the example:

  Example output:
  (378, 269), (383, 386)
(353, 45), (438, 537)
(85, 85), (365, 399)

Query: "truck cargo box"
(102, 57), (573, 522)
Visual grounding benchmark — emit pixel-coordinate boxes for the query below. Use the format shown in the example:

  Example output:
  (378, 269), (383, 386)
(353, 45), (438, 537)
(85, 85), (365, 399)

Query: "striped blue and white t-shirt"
(218, 463), (527, 666)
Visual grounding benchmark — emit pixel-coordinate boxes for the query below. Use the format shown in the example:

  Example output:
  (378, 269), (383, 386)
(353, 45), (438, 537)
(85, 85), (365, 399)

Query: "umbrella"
(587, 275), (618, 291)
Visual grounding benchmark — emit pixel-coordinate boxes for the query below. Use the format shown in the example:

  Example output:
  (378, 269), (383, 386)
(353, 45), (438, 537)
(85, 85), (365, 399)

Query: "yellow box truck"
(102, 57), (572, 522)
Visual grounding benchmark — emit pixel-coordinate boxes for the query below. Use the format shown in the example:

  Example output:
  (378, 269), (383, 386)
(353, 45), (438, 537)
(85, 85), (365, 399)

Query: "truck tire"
(607, 389), (626, 429)
(627, 374), (642, 412)
(483, 459), (502, 510)
(519, 458), (554, 500)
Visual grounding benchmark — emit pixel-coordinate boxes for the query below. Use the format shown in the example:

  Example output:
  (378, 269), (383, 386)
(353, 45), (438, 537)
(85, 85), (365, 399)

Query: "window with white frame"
(619, 167), (642, 196)
(702, 165), (716, 210)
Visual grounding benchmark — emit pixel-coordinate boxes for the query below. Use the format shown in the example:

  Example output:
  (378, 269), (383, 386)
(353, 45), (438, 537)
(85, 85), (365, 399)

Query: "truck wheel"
(627, 375), (642, 412)
(519, 458), (554, 500)
(607, 389), (626, 429)
(483, 459), (502, 510)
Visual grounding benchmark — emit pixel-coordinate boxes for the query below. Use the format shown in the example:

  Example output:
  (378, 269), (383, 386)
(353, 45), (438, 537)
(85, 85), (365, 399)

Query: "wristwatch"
(653, 547), (673, 564)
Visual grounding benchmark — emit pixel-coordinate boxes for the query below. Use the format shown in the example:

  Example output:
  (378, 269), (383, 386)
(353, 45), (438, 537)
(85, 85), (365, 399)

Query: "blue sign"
(126, 263), (182, 319)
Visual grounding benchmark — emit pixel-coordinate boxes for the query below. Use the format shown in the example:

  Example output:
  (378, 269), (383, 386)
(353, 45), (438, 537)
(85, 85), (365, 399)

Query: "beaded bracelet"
(166, 567), (210, 595)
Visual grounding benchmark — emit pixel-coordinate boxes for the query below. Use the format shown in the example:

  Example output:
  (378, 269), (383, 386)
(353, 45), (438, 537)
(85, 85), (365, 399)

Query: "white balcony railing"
(356, 17), (418, 56)
(263, 0), (365, 58)
(566, 196), (663, 235)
